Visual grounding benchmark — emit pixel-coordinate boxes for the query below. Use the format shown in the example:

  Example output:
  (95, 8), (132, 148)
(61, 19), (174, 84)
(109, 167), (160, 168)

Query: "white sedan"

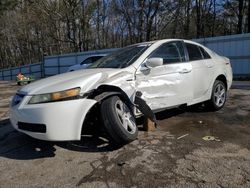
(10, 39), (232, 145)
(67, 54), (106, 71)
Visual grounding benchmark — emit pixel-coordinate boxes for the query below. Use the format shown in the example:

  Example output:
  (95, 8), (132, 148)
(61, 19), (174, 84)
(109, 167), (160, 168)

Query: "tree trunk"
(212, 0), (216, 37)
(96, 0), (101, 48)
(248, 0), (250, 32)
(238, 0), (244, 34)
(145, 0), (160, 41)
(184, 0), (191, 38)
(138, 0), (145, 42)
(195, 0), (201, 38)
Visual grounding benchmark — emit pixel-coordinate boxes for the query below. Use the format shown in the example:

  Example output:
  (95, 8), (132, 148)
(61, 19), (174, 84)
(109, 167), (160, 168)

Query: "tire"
(205, 80), (227, 111)
(100, 96), (138, 145)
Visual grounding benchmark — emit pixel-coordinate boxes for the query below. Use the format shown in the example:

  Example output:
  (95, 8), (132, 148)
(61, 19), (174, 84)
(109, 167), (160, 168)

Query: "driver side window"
(149, 41), (185, 64)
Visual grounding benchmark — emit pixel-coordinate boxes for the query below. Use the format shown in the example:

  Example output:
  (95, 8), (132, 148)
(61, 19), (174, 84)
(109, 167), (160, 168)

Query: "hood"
(20, 68), (126, 95)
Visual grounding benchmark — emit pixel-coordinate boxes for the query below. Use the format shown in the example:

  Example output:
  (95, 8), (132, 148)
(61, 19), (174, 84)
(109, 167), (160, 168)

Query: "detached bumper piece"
(18, 122), (46, 133)
(134, 91), (157, 124)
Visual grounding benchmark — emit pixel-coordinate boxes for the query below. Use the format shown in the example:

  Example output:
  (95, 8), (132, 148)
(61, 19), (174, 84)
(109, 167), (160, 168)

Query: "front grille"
(12, 93), (25, 106)
(18, 122), (46, 133)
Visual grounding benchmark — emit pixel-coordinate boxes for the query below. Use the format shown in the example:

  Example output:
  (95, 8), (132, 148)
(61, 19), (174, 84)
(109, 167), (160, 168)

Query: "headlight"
(28, 87), (81, 104)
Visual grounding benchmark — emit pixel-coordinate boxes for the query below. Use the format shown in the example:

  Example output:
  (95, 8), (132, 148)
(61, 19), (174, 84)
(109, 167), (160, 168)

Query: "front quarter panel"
(97, 67), (137, 101)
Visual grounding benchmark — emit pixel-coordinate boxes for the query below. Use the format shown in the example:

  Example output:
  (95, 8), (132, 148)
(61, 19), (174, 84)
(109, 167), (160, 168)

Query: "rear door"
(135, 41), (193, 110)
(185, 43), (214, 100)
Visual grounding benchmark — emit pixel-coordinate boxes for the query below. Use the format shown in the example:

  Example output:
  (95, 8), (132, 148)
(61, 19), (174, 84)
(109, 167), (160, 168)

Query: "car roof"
(132, 39), (204, 47)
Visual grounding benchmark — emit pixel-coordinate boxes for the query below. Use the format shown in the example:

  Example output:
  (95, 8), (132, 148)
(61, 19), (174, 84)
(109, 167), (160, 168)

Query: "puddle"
(159, 117), (217, 133)
(157, 114), (240, 143)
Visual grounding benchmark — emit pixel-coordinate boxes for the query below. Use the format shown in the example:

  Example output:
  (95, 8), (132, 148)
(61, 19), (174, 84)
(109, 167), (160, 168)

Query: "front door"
(135, 41), (193, 111)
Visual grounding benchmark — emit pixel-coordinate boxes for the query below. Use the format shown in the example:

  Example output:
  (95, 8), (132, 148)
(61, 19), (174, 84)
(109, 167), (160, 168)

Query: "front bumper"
(10, 97), (97, 141)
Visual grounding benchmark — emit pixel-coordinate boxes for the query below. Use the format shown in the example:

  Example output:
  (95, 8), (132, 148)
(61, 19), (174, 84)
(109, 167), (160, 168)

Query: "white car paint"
(136, 60), (193, 110)
(67, 54), (106, 72)
(10, 39), (233, 141)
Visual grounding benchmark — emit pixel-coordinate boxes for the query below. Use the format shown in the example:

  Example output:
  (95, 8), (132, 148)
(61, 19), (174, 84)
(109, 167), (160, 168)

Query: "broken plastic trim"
(134, 91), (157, 124)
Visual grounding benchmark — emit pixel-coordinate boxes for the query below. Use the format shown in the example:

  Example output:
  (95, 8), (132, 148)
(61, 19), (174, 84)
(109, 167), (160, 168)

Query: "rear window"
(199, 47), (211, 59)
(186, 43), (203, 61)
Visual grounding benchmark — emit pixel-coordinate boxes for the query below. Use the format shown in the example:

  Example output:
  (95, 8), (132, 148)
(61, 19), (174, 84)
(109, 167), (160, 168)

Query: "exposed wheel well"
(89, 85), (133, 106)
(81, 85), (134, 135)
(215, 75), (227, 90)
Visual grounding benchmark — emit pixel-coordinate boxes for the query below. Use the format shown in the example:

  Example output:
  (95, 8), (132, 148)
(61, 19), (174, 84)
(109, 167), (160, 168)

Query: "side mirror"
(145, 58), (163, 68)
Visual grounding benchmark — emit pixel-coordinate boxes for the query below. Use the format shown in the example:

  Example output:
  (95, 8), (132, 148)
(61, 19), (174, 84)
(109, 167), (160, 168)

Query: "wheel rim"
(214, 83), (226, 107)
(115, 100), (136, 134)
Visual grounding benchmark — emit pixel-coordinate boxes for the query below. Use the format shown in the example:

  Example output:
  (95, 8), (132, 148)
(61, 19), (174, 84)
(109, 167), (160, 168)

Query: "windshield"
(87, 44), (151, 69)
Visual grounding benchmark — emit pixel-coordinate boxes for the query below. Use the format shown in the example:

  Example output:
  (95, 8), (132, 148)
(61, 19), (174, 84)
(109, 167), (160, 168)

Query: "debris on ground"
(117, 161), (126, 167)
(177, 134), (189, 140)
(202, 136), (221, 142)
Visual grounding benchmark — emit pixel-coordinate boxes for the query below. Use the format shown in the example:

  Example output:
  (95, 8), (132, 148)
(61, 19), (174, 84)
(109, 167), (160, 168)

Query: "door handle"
(179, 69), (191, 74)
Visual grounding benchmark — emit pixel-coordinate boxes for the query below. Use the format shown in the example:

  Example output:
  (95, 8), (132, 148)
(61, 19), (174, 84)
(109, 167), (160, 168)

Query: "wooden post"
(143, 118), (156, 131)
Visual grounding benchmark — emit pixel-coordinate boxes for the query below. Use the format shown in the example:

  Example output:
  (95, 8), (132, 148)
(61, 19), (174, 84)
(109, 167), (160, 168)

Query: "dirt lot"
(0, 81), (250, 188)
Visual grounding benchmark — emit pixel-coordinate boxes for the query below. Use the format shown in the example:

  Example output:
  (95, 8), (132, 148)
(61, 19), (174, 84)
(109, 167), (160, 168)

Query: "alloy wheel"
(115, 100), (136, 134)
(214, 83), (226, 107)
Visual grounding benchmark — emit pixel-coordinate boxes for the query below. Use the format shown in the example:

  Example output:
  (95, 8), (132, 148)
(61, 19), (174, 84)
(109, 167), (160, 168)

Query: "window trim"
(184, 42), (204, 62)
(198, 46), (211, 59)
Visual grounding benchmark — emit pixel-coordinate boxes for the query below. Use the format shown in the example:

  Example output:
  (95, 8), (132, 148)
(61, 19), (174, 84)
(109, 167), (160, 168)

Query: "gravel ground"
(0, 81), (250, 188)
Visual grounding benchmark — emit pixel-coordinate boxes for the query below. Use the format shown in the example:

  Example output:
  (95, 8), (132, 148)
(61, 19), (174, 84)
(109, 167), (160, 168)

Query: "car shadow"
(0, 118), (119, 160)
(136, 103), (210, 125)
(0, 120), (57, 160)
(155, 103), (213, 120)
(57, 134), (121, 153)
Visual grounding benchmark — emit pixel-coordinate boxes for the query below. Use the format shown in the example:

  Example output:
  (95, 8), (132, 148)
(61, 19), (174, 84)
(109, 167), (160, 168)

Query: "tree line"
(0, 0), (250, 69)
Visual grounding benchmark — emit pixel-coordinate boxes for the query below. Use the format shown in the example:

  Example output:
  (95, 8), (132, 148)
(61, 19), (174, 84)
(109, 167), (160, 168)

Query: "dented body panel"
(136, 62), (193, 110)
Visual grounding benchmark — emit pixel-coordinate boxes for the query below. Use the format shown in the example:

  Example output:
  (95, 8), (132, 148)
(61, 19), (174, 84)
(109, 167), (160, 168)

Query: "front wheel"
(100, 96), (138, 145)
(205, 80), (227, 111)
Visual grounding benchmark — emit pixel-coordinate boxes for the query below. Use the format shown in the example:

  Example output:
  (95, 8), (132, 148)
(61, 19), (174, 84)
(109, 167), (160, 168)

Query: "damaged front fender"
(87, 85), (157, 125)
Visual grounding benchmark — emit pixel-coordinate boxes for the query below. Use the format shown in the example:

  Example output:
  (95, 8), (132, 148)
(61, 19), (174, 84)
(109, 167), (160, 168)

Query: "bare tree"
(0, 0), (249, 69)
(248, 0), (250, 32)
(238, 0), (244, 33)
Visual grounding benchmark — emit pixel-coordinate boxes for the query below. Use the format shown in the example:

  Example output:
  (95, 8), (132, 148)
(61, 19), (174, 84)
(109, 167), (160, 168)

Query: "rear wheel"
(205, 80), (227, 111)
(101, 96), (138, 145)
